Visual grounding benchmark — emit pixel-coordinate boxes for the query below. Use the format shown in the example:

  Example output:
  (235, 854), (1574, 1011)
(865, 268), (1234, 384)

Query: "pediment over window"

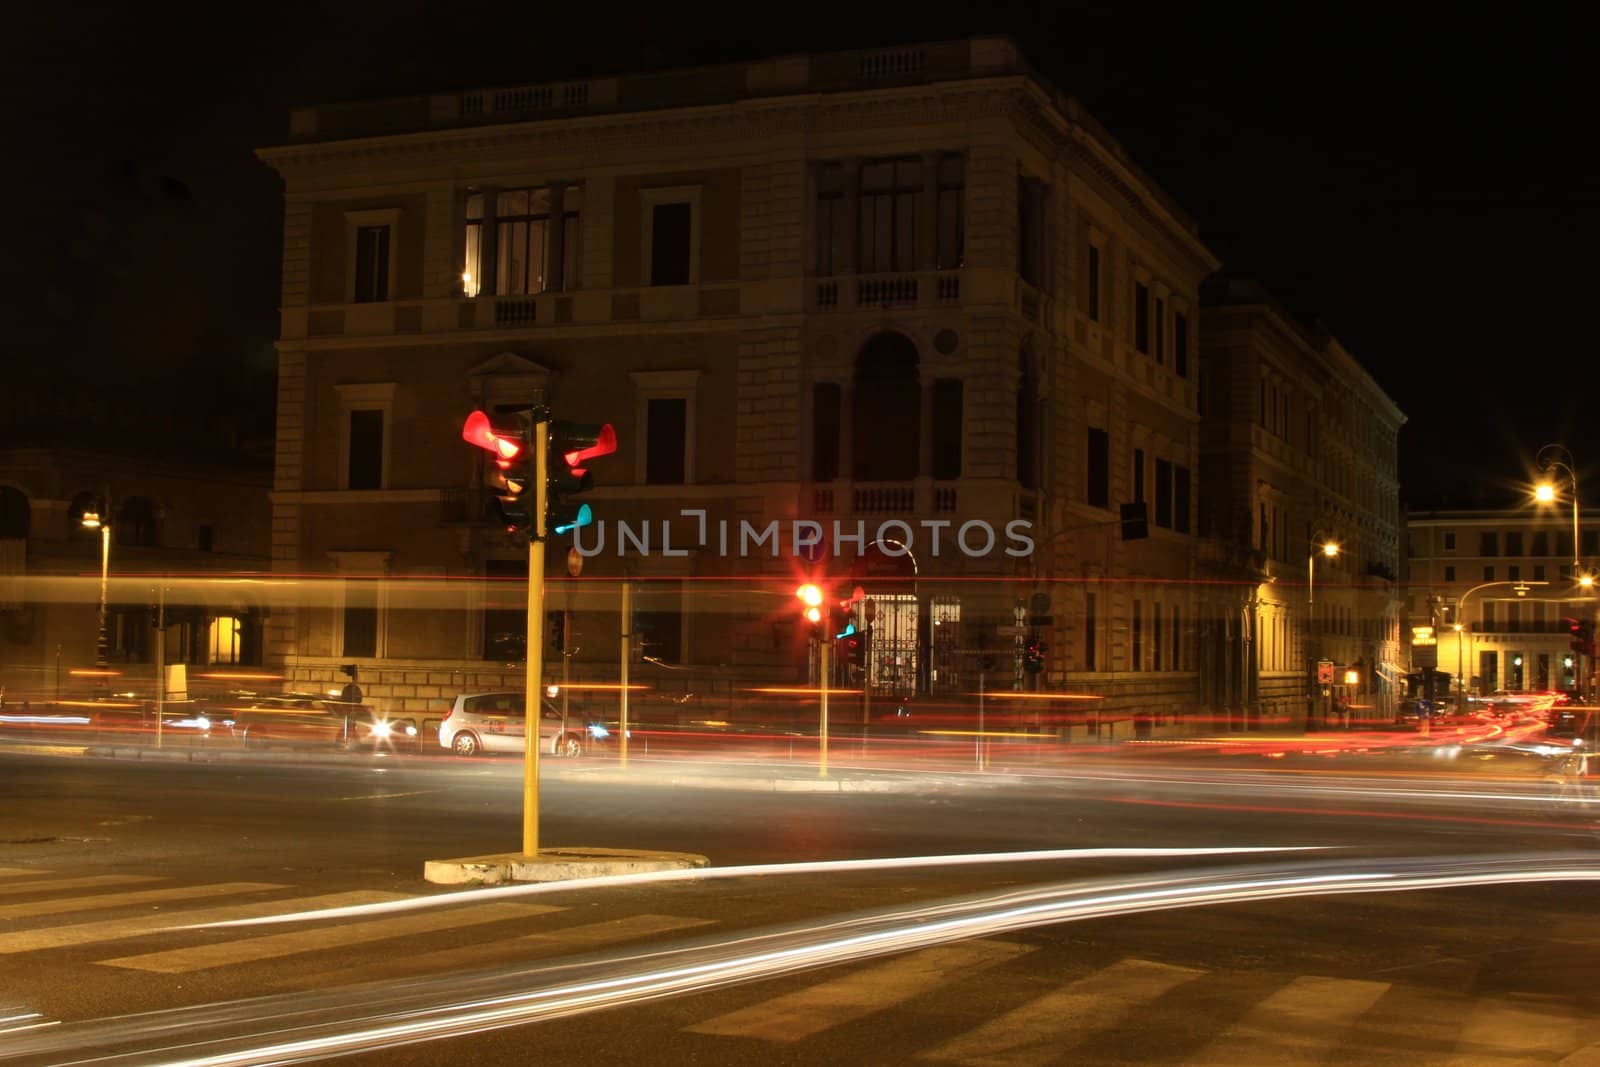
(467, 352), (554, 411)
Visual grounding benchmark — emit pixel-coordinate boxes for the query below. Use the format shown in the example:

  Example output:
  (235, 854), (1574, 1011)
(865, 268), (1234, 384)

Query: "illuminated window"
(208, 616), (242, 664)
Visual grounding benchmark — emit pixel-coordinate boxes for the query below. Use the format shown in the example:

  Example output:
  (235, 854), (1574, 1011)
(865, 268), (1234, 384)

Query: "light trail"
(196, 846), (1326, 928)
(8, 852), (1600, 1066)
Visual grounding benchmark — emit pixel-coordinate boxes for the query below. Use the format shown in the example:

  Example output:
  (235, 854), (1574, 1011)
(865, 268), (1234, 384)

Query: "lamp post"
(80, 506), (111, 667)
(1455, 580), (1548, 704)
(1307, 535), (1339, 729)
(1534, 444), (1593, 698)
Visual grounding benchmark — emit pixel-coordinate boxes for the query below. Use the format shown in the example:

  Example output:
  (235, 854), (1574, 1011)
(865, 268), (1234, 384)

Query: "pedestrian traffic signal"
(1023, 639), (1045, 673)
(840, 627), (863, 669)
(548, 420), (616, 537)
(463, 408), (538, 535)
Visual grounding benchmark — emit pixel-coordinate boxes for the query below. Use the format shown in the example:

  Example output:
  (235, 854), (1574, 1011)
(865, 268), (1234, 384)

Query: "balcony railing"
(810, 271), (964, 312)
(853, 484), (916, 514)
(1468, 620), (1571, 635)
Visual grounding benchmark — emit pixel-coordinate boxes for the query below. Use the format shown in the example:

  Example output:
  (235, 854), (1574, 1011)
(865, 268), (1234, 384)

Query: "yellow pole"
(620, 580), (631, 767)
(819, 640), (830, 778)
(522, 421), (548, 857)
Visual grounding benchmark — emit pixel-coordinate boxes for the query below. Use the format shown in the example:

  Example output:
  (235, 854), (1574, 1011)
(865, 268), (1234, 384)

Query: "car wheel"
(452, 732), (482, 757)
(560, 733), (584, 758)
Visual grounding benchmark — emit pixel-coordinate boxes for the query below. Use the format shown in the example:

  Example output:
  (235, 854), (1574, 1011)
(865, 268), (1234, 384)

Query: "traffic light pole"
(523, 423), (549, 857)
(819, 639), (830, 778)
(620, 580), (631, 767)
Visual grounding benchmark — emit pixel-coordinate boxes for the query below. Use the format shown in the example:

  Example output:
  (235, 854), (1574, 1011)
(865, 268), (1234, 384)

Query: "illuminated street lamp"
(1307, 535), (1340, 729)
(1535, 443), (1593, 696)
(80, 506), (111, 667)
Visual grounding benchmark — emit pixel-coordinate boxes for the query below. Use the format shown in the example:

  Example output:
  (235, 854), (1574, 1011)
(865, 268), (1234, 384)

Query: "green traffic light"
(553, 503), (593, 536)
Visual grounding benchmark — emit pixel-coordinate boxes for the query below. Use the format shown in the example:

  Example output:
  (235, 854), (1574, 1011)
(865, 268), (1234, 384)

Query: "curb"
(424, 847), (709, 885)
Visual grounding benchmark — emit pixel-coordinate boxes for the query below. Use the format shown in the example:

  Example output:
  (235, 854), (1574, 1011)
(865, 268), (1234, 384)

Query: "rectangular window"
(1086, 244), (1101, 322)
(342, 581), (378, 658)
(1154, 460), (1173, 528)
(1509, 564), (1521, 580)
(1445, 565), (1456, 581)
(811, 383), (841, 481)
(1174, 311), (1188, 377)
(1171, 604), (1181, 670)
(352, 225), (390, 303)
(1559, 532), (1575, 558)
(1483, 565), (1495, 581)
(1134, 282), (1150, 353)
(1259, 379), (1267, 427)
(932, 379), (963, 480)
(1531, 531), (1548, 556)
(936, 155), (964, 270)
(1131, 599), (1143, 671)
(650, 202), (694, 286)
(495, 189), (548, 295)
(1017, 175), (1042, 286)
(860, 159), (920, 273)
(197, 525), (214, 552)
(347, 409), (384, 490)
(645, 397), (688, 484)
(1586, 531), (1600, 556)
(1084, 592), (1097, 671)
(634, 580), (684, 663)
(816, 164), (845, 276)
(1506, 531), (1524, 556)
(1444, 532), (1457, 551)
(463, 194), (484, 296)
(1480, 532), (1498, 556)
(1260, 502), (1269, 551)
(1086, 427), (1109, 508)
(1152, 601), (1163, 669)
(1133, 448), (1145, 503)
(1534, 564), (1546, 580)
(1174, 466), (1191, 534)
(1154, 296), (1166, 365)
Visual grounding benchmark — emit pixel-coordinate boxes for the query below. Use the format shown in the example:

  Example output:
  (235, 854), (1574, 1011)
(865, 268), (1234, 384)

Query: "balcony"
(1468, 620), (1571, 635)
(807, 481), (963, 517)
(809, 271), (964, 313)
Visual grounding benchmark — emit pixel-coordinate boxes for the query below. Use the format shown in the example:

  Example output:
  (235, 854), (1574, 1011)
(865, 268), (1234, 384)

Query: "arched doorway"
(852, 332), (920, 482)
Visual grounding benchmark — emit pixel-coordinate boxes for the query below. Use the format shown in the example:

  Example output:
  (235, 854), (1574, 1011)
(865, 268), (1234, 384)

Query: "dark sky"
(7, 2), (1596, 503)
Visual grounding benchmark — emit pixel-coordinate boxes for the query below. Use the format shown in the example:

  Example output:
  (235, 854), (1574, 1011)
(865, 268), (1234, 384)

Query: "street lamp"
(1535, 443), (1593, 696)
(1454, 579), (1548, 705)
(80, 506), (111, 667)
(1307, 535), (1340, 729)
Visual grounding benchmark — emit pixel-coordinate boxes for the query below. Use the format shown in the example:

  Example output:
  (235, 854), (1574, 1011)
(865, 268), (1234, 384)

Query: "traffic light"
(840, 626), (863, 669)
(1023, 639), (1046, 673)
(1569, 617), (1594, 656)
(548, 421), (617, 537)
(549, 611), (566, 651)
(462, 408), (537, 535)
(796, 583), (824, 641)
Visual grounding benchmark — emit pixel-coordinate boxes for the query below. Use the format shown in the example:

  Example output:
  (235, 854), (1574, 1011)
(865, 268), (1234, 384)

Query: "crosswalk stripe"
(686, 939), (1033, 1043)
(1184, 975), (1390, 1065)
(0, 868), (49, 879)
(0, 882), (284, 921)
(98, 901), (562, 974)
(922, 958), (1206, 1066)
(0, 874), (159, 897)
(1335, 982), (1475, 1064)
(299, 913), (717, 989)
(0, 891), (407, 955)
(1442, 997), (1581, 1064)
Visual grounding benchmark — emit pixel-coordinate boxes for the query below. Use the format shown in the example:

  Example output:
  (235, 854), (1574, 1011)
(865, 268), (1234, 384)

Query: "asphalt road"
(2, 741), (1599, 1064)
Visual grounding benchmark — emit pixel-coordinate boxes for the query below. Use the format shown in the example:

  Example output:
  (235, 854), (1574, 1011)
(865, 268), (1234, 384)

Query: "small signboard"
(1413, 644), (1438, 670)
(1411, 625), (1437, 646)
(1317, 660), (1335, 684)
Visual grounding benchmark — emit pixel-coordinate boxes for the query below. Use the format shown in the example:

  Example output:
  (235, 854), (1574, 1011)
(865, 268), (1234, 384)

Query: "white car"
(438, 691), (592, 758)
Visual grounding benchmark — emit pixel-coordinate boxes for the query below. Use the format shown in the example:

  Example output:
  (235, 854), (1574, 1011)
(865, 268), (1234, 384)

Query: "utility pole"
(620, 580), (631, 767)
(522, 421), (549, 856)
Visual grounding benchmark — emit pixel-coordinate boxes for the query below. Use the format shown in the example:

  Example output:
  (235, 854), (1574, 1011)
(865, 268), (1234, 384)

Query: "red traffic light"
(562, 423), (617, 468)
(462, 410), (523, 467)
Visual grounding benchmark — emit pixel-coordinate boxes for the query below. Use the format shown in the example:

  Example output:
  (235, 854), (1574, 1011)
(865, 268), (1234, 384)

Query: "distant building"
(0, 447), (270, 698)
(1405, 507), (1600, 699)
(1198, 280), (1405, 728)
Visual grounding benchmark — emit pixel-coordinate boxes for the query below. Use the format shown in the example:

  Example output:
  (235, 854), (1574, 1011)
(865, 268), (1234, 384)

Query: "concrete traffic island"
(424, 846), (709, 885)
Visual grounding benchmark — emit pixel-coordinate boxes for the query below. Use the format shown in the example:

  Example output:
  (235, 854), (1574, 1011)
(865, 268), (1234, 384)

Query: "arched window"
(0, 487), (27, 540)
(1016, 349), (1039, 489)
(852, 332), (920, 482)
(116, 497), (160, 548)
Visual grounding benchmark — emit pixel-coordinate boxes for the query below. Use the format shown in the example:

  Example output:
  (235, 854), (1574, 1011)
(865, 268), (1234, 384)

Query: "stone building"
(1198, 280), (1405, 729)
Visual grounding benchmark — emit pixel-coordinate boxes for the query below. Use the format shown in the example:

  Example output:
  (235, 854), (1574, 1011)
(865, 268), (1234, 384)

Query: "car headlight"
(587, 723), (610, 739)
(371, 721), (393, 738)
(195, 716), (211, 731)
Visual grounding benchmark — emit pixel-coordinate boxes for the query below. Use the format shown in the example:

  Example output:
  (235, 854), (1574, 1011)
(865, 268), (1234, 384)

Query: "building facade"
(1198, 280), (1405, 729)
(0, 448), (271, 698)
(256, 37), (1232, 727)
(1406, 508), (1600, 700)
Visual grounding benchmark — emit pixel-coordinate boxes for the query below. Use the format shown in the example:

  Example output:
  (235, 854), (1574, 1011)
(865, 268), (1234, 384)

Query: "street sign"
(1411, 625), (1436, 646)
(1317, 660), (1335, 684)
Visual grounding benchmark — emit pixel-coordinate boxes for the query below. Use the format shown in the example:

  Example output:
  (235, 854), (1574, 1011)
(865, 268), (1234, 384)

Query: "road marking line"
(300, 913), (716, 989)
(1185, 975), (1390, 1066)
(1443, 997), (1581, 1063)
(0, 874), (160, 897)
(686, 939), (1032, 1043)
(334, 790), (440, 801)
(0, 891), (406, 955)
(922, 957), (1206, 1066)
(0, 882), (284, 921)
(98, 901), (561, 973)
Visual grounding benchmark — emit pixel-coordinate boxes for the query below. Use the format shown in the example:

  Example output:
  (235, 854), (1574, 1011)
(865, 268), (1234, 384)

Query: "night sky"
(9, 2), (1595, 504)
